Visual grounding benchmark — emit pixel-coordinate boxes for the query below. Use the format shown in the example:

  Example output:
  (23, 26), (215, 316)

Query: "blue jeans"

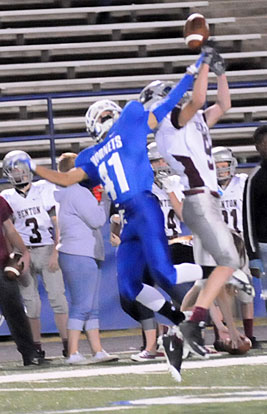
(58, 252), (101, 331)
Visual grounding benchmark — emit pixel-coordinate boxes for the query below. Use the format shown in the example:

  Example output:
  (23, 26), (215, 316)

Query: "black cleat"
(35, 349), (46, 359)
(249, 336), (262, 349)
(180, 320), (208, 358)
(160, 327), (183, 382)
(23, 355), (50, 367)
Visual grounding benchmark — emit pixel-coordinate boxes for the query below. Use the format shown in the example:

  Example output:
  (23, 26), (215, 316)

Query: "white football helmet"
(2, 150), (33, 188)
(147, 142), (174, 179)
(212, 146), (238, 182)
(85, 99), (122, 143)
(139, 80), (175, 110)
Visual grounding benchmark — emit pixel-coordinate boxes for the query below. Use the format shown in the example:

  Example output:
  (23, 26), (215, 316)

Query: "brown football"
(223, 337), (252, 355)
(4, 252), (24, 281)
(183, 13), (210, 50)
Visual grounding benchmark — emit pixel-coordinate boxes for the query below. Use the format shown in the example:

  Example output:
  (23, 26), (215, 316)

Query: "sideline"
(0, 354), (267, 384)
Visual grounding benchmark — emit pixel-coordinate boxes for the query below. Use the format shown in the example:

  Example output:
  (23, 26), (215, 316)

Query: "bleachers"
(0, 33), (260, 63)
(0, 0), (266, 165)
(0, 2), (209, 25)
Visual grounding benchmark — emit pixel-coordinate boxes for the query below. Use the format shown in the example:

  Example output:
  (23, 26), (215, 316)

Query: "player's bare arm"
(178, 63), (209, 127)
(34, 165), (87, 186)
(146, 53), (205, 131)
(205, 74), (231, 128)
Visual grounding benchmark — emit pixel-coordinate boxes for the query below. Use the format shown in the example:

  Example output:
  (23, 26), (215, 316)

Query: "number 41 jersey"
(1, 180), (56, 247)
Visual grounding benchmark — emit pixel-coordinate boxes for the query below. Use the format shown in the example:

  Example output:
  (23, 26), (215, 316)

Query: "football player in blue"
(10, 51), (218, 381)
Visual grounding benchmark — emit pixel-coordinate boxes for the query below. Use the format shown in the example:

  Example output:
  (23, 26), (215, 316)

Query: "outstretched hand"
(201, 41), (225, 76)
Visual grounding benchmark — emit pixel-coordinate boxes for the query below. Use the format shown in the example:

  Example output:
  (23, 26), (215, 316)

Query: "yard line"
(1, 386), (266, 392)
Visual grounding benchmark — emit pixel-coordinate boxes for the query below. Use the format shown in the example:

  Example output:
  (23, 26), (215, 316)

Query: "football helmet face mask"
(2, 150), (33, 188)
(85, 99), (122, 143)
(212, 146), (238, 182)
(147, 142), (174, 181)
(139, 80), (175, 110)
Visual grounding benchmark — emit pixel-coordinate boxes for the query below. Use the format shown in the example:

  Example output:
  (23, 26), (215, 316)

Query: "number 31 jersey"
(1, 180), (56, 246)
(218, 173), (248, 233)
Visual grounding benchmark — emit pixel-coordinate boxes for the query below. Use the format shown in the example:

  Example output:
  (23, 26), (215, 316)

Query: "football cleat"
(160, 326), (183, 382)
(180, 320), (208, 358)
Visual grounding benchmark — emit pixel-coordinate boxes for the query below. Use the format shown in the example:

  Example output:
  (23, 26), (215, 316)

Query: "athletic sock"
(190, 306), (208, 323)
(243, 318), (253, 338)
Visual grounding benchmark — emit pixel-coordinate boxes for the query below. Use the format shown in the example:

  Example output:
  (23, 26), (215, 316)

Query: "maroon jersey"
(0, 195), (13, 267)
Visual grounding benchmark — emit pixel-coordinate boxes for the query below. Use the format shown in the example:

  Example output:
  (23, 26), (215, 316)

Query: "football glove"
(201, 42), (216, 66)
(209, 50), (225, 76)
(159, 174), (178, 193)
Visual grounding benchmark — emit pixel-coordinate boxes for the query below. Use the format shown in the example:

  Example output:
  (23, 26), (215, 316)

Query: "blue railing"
(0, 80), (265, 180)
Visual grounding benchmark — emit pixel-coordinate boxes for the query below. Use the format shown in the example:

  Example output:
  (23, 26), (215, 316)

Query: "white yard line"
(0, 354), (267, 384)
(1, 385), (266, 392)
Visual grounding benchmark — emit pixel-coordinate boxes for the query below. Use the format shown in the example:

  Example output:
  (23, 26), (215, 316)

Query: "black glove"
(201, 39), (217, 65)
(201, 44), (215, 66)
(209, 50), (226, 76)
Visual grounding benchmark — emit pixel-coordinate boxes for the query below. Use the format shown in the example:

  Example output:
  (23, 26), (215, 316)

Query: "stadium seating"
(0, 0), (266, 166)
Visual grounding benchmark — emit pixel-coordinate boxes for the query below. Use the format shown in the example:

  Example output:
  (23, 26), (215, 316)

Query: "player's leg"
(180, 192), (240, 357)
(137, 194), (207, 295)
(39, 246), (68, 356)
(18, 252), (43, 356)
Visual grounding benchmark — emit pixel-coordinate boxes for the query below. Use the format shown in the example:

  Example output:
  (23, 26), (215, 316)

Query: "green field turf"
(1, 347), (267, 414)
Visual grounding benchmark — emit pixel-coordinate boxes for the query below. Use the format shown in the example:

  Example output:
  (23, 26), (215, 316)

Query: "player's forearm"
(152, 54), (204, 124)
(35, 165), (72, 186)
(215, 74), (231, 113)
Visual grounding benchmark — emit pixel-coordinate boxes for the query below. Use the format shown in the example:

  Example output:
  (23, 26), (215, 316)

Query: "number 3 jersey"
(155, 110), (218, 192)
(218, 173), (248, 233)
(1, 180), (56, 246)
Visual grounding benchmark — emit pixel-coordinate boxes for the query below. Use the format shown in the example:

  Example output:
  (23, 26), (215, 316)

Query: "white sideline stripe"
(1, 385), (267, 392)
(126, 392), (267, 406)
(0, 355), (267, 384)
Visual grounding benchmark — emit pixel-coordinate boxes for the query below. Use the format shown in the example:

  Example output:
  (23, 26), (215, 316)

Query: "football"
(183, 13), (210, 50)
(223, 337), (252, 355)
(4, 252), (24, 281)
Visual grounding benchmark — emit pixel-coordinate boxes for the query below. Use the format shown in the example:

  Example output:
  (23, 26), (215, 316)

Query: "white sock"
(175, 263), (203, 284)
(136, 284), (165, 312)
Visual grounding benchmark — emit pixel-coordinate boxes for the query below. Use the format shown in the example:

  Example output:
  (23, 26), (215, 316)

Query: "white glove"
(160, 175), (184, 201)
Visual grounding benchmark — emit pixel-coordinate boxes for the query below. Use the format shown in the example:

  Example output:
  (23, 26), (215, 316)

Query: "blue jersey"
(75, 100), (154, 204)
